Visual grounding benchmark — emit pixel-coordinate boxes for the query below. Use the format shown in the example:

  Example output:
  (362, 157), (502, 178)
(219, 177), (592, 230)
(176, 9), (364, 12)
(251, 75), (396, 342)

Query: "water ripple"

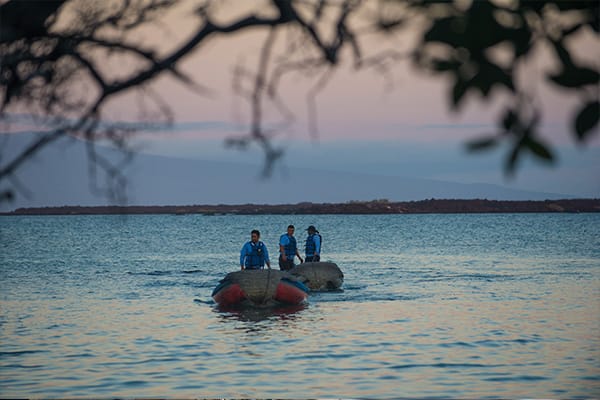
(1, 213), (598, 399)
(0, 350), (48, 357)
(390, 363), (499, 370)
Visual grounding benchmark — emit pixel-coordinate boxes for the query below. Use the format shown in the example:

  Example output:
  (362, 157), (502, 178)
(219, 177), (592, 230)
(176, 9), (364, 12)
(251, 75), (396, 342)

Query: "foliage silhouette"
(0, 0), (598, 203)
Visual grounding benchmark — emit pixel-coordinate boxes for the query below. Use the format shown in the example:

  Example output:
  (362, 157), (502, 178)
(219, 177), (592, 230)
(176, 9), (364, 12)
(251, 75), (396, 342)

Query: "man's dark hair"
(287, 225), (295, 230)
(251, 229), (260, 237)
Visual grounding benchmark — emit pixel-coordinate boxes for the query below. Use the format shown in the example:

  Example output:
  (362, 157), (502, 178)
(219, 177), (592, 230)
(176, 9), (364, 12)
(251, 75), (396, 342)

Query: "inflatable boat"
(212, 269), (309, 307)
(289, 262), (344, 290)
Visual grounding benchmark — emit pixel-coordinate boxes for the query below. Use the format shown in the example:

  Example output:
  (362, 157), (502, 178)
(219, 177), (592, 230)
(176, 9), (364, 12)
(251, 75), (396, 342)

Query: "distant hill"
(0, 134), (578, 212)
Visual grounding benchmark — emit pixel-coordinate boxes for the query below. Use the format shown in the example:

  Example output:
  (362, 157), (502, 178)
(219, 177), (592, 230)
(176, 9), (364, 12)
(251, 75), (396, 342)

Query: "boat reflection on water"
(213, 302), (308, 323)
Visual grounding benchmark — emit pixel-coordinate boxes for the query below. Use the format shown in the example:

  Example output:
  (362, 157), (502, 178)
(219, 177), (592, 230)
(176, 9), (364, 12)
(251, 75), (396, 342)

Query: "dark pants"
(279, 255), (295, 271)
(305, 255), (320, 262)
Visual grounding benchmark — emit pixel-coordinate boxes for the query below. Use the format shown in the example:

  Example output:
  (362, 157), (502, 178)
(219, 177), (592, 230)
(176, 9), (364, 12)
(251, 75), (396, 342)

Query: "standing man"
(304, 225), (322, 262)
(279, 225), (303, 271)
(240, 229), (271, 270)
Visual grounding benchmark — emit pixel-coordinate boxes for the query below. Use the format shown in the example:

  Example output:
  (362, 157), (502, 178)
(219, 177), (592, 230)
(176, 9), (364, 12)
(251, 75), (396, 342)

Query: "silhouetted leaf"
(466, 136), (499, 152)
(423, 17), (463, 47)
(451, 77), (470, 109)
(562, 22), (584, 37)
(464, 1), (508, 50)
(549, 66), (599, 88)
(474, 60), (514, 94)
(431, 58), (461, 72)
(551, 40), (573, 69)
(556, 1), (597, 11)
(521, 2), (546, 13)
(574, 100), (600, 140)
(524, 137), (554, 161)
(592, 12), (600, 32)
(501, 109), (518, 131)
(511, 30), (533, 58)
(0, 190), (14, 202)
(505, 143), (521, 175)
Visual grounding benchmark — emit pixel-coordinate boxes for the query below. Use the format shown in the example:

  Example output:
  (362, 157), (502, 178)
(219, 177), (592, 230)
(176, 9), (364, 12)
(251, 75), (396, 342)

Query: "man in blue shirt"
(304, 225), (321, 262)
(240, 229), (271, 270)
(279, 225), (303, 271)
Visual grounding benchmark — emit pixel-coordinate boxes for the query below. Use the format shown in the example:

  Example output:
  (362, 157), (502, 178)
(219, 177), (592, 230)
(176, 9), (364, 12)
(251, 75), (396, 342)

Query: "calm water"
(1, 213), (599, 398)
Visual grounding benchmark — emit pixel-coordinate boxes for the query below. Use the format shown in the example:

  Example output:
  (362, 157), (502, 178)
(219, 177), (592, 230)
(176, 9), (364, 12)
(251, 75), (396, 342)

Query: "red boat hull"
(212, 278), (308, 307)
(275, 279), (308, 305)
(212, 282), (246, 306)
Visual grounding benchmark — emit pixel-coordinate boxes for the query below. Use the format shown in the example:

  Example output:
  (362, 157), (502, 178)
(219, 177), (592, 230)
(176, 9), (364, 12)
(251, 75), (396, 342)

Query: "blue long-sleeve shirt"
(305, 233), (321, 256)
(312, 234), (321, 254)
(240, 240), (270, 268)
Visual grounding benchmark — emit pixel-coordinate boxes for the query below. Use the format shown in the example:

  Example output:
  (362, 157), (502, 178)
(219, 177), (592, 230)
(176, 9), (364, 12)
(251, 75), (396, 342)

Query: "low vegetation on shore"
(3, 199), (599, 216)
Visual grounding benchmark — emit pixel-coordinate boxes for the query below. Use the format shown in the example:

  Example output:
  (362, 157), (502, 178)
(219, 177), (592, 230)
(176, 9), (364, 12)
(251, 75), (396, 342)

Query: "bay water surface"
(1, 213), (599, 398)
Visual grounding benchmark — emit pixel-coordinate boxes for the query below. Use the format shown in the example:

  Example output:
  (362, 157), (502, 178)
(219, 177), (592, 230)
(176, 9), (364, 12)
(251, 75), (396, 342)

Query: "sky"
(1, 1), (599, 208)
(120, 1), (599, 198)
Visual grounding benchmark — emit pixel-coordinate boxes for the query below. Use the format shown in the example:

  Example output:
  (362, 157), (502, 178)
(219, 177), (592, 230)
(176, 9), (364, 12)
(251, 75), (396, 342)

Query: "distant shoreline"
(2, 199), (599, 215)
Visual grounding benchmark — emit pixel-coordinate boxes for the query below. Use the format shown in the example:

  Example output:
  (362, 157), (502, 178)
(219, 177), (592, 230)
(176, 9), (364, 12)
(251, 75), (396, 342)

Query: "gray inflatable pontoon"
(212, 269), (309, 306)
(290, 262), (344, 290)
